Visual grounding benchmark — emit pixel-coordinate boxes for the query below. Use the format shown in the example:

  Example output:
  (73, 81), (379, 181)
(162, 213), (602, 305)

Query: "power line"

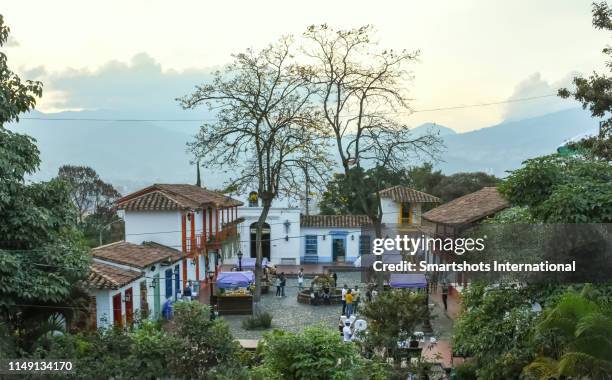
(19, 94), (558, 123)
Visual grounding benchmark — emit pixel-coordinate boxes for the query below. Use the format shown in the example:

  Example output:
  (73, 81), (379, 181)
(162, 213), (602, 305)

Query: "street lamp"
(208, 271), (215, 306)
(237, 250), (243, 271)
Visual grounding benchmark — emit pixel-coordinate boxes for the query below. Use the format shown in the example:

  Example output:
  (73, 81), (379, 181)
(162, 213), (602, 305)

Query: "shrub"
(242, 312), (273, 330)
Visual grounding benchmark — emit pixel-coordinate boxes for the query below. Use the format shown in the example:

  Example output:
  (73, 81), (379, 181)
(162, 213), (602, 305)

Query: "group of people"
(341, 284), (360, 316)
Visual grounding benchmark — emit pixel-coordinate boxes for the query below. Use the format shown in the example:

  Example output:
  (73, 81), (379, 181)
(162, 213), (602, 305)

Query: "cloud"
(35, 53), (217, 119)
(6, 35), (20, 47)
(502, 72), (581, 121)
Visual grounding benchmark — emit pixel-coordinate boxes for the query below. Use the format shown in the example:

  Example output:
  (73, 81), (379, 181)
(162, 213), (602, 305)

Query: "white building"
(87, 241), (183, 328)
(227, 186), (440, 266)
(235, 205), (301, 265)
(116, 184), (244, 283)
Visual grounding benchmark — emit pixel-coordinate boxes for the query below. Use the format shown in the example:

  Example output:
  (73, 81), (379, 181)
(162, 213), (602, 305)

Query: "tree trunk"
(253, 198), (271, 304)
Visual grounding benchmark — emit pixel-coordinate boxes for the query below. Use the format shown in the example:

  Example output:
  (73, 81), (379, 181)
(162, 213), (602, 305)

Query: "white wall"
(92, 258), (186, 327)
(380, 198), (423, 225)
(124, 210), (182, 249)
(236, 206), (301, 265)
(301, 227), (362, 263)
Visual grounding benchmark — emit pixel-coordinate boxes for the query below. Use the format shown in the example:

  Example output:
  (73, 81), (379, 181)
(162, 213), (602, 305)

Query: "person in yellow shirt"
(345, 289), (354, 316)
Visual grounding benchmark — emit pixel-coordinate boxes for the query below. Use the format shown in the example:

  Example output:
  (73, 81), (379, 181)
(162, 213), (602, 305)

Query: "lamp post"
(237, 250), (243, 271)
(208, 271), (215, 306)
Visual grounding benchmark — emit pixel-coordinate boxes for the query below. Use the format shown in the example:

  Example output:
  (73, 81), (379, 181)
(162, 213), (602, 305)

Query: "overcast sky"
(3, 0), (608, 132)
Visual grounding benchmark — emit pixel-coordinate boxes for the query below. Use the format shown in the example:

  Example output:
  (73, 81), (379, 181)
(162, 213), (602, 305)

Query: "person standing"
(162, 297), (173, 320)
(332, 272), (338, 287)
(280, 272), (287, 297)
(183, 282), (192, 302)
(441, 282), (449, 311)
(341, 284), (348, 315)
(297, 268), (304, 291)
(352, 285), (360, 314)
(345, 289), (354, 316)
(342, 320), (353, 343)
(275, 276), (282, 297)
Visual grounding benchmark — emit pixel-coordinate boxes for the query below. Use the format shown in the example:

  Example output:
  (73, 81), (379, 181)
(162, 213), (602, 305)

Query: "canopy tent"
(239, 258), (269, 269)
(216, 271), (255, 289)
(389, 273), (427, 289)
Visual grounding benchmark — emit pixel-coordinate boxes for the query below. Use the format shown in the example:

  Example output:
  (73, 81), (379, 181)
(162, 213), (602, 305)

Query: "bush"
(454, 360), (478, 380)
(242, 312), (273, 330)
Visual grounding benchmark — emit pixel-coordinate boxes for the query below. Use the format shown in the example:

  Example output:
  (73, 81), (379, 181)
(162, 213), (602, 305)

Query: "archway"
(250, 222), (271, 260)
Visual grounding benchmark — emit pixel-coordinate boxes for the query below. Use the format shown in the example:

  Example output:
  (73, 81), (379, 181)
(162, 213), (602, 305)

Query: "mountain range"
(7, 107), (599, 193)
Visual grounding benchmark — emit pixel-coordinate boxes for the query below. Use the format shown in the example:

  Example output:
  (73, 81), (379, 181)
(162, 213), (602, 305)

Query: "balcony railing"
(183, 225), (239, 254)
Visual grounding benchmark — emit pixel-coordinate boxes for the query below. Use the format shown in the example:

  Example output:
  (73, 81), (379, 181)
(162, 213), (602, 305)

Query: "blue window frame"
(359, 235), (371, 256)
(305, 235), (318, 256)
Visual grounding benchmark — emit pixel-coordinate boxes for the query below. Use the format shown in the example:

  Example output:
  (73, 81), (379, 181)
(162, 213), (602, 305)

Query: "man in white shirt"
(341, 284), (348, 315)
(297, 268), (304, 290)
(342, 320), (353, 342)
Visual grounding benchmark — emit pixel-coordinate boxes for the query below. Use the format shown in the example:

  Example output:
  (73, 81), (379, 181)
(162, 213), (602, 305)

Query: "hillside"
(7, 107), (599, 192)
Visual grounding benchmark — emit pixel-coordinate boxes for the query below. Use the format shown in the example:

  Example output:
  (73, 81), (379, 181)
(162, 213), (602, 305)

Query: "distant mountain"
(411, 123), (456, 137)
(435, 108), (599, 176)
(7, 107), (599, 193)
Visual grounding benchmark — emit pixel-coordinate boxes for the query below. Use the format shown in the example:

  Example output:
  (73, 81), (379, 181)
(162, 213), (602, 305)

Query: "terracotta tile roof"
(378, 185), (440, 203)
(92, 241), (182, 269)
(87, 262), (143, 290)
(116, 184), (243, 211)
(422, 187), (509, 226)
(301, 214), (371, 228)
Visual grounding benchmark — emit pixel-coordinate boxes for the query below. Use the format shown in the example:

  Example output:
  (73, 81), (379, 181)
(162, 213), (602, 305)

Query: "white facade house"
(115, 184), (244, 284)
(231, 206), (301, 266)
(228, 186), (439, 265)
(87, 241), (183, 328)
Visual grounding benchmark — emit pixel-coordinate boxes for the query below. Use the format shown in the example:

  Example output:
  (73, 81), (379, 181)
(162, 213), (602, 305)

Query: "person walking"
(345, 289), (354, 316)
(441, 281), (449, 311)
(275, 276), (282, 297)
(341, 284), (348, 315)
(297, 268), (304, 291)
(353, 285), (360, 314)
(280, 272), (287, 297)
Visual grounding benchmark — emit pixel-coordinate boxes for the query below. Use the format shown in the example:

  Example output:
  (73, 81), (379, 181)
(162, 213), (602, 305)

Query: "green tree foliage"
(56, 165), (123, 246)
(169, 302), (247, 379)
(524, 289), (612, 379)
(319, 166), (409, 215)
(319, 164), (498, 214)
(0, 15), (90, 353)
(500, 154), (612, 222)
(452, 283), (539, 379)
(35, 303), (247, 379)
(252, 326), (364, 380)
(359, 290), (428, 361)
(558, 2), (612, 160)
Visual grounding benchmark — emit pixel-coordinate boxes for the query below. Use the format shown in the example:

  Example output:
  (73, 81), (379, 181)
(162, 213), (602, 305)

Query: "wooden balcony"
(183, 225), (239, 254)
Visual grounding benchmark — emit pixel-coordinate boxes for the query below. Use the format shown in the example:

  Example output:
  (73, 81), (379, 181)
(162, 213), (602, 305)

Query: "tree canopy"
(0, 14), (90, 353)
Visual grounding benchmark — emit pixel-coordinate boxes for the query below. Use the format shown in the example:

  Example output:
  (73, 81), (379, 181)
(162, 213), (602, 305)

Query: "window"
(305, 235), (318, 256)
(359, 235), (371, 256)
(401, 203), (411, 224)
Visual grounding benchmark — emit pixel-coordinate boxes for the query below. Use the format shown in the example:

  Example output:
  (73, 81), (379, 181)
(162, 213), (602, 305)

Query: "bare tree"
(303, 25), (443, 237)
(179, 37), (331, 302)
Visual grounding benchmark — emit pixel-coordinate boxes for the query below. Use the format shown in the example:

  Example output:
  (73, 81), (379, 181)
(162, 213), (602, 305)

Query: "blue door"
(174, 265), (180, 299)
(165, 268), (173, 299)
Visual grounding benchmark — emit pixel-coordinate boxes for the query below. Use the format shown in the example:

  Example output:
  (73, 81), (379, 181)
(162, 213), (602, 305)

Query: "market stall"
(214, 271), (254, 315)
(388, 273), (427, 289)
(237, 258), (273, 294)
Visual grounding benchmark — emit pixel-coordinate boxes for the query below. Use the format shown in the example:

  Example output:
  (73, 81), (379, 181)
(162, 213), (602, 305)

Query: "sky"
(3, 0), (609, 132)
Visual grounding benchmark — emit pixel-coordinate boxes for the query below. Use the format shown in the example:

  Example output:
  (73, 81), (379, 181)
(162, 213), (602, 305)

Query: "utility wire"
(20, 94), (558, 123)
